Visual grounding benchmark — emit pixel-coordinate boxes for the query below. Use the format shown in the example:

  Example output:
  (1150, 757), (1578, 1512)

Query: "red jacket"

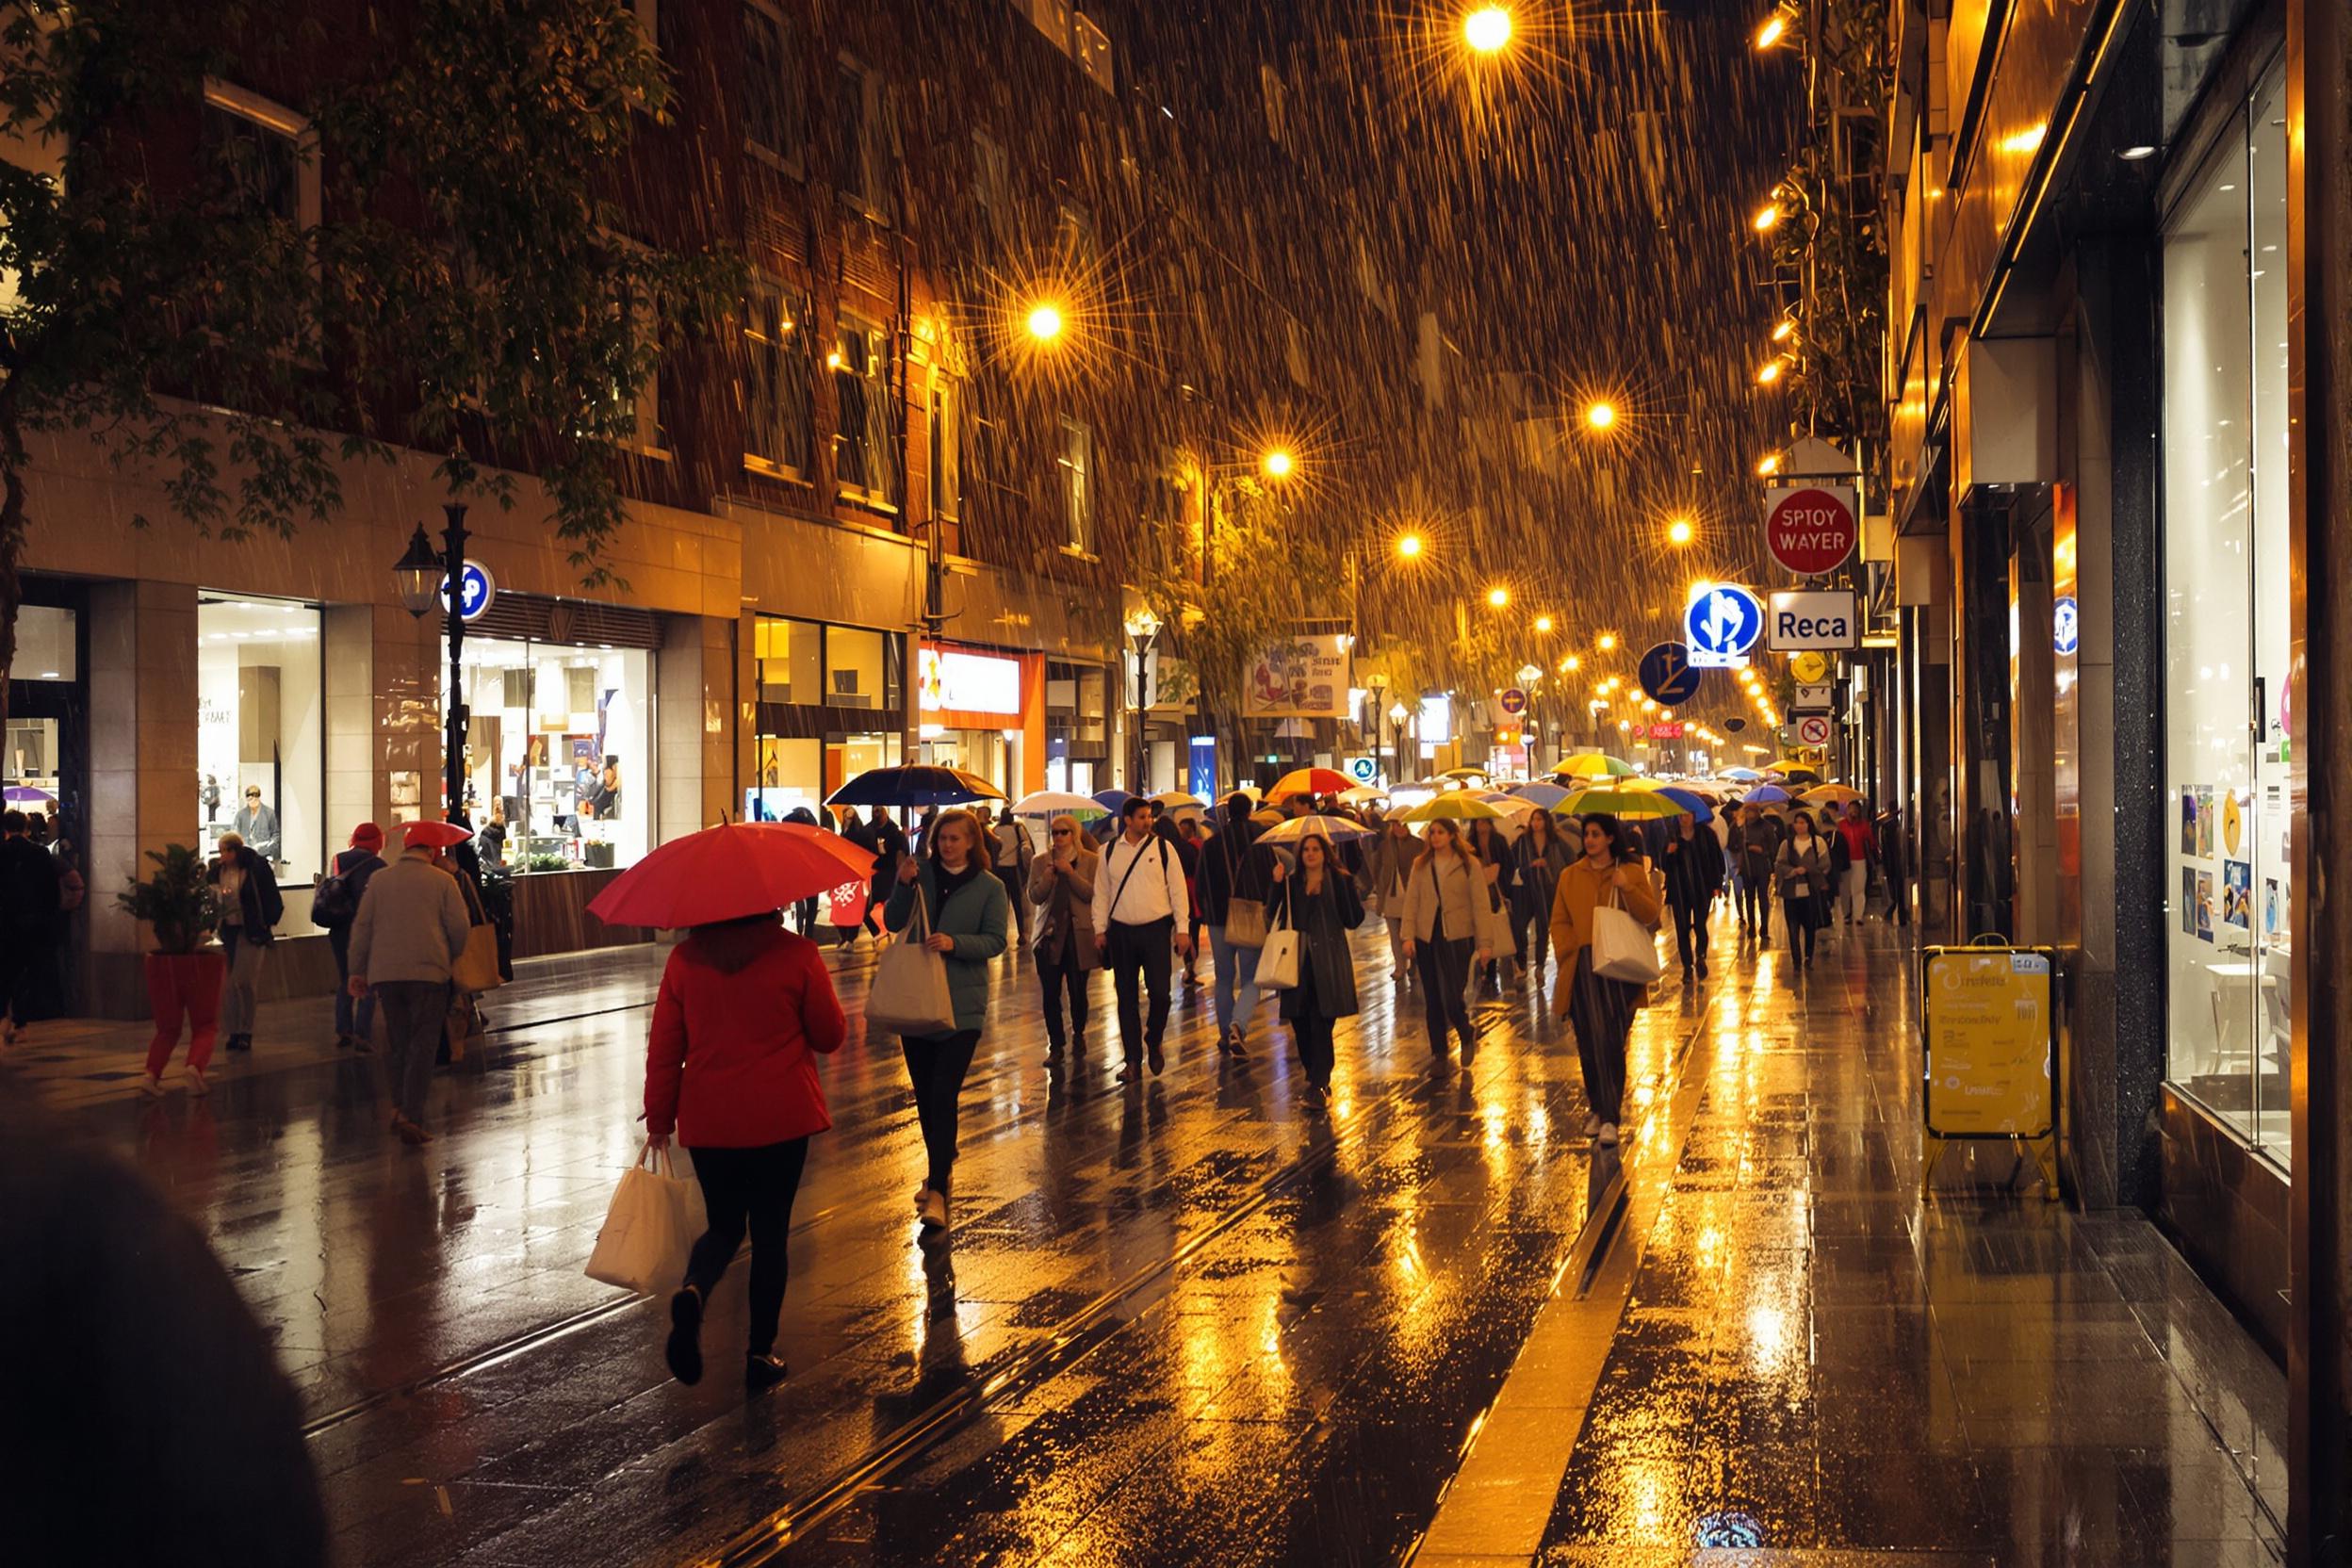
(1836, 817), (1877, 866)
(644, 924), (846, 1147)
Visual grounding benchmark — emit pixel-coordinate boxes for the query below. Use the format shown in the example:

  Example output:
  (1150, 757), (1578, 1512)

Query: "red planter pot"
(143, 950), (226, 1073)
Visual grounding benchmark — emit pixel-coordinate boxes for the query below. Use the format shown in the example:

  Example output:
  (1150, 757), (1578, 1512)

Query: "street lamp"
(1124, 605), (1162, 792)
(1666, 516), (1695, 547)
(1262, 448), (1295, 481)
(1486, 584), (1510, 609)
(392, 501), (471, 824)
(1583, 400), (1616, 433)
(1395, 531), (1426, 561)
(1024, 302), (1066, 342)
(1463, 5), (1512, 54)
(1596, 631), (1619, 653)
(1757, 359), (1785, 384)
(1534, 613), (1555, 634)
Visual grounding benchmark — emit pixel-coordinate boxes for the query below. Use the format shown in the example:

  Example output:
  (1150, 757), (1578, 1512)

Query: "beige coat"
(1394, 850), (1512, 953)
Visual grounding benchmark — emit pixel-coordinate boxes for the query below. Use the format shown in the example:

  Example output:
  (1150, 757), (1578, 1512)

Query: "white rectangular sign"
(1688, 648), (1752, 670)
(920, 646), (1023, 715)
(1767, 591), (1860, 651)
(1794, 681), (1836, 709)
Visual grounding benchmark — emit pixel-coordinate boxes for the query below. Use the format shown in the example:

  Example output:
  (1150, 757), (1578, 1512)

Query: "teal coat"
(884, 860), (1010, 1033)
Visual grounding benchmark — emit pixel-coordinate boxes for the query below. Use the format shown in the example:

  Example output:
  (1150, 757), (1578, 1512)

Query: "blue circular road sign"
(1499, 687), (1528, 715)
(438, 560), (498, 623)
(1638, 642), (1704, 707)
(1684, 584), (1764, 662)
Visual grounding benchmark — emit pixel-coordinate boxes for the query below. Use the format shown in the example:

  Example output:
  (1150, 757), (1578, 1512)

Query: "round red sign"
(1766, 487), (1857, 577)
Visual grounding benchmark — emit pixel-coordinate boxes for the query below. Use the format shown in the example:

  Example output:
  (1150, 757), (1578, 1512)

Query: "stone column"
(84, 580), (198, 1018)
(658, 612), (738, 840)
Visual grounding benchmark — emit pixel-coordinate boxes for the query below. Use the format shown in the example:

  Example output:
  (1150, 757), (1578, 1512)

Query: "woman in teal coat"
(885, 807), (1010, 1238)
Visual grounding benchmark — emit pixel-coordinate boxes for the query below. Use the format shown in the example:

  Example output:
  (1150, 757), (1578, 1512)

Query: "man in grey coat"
(348, 833), (471, 1146)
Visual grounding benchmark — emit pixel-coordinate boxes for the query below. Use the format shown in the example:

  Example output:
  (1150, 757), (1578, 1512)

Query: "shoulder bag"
(1221, 834), (1268, 948)
(1591, 883), (1666, 985)
(1255, 886), (1300, 990)
(867, 881), (959, 1037)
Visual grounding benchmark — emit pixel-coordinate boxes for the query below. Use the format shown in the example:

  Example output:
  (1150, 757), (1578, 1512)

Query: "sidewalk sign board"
(1920, 942), (2062, 1197)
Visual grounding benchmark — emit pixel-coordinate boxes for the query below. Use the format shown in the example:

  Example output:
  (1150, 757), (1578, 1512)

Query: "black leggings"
(684, 1138), (809, 1357)
(902, 1028), (983, 1193)
(1038, 943), (1089, 1049)
(1414, 936), (1475, 1054)
(1782, 896), (1817, 962)
(1672, 900), (1709, 969)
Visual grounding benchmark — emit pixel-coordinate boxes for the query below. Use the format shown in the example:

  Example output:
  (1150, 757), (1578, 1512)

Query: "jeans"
(1413, 936), (1475, 1055)
(684, 1138), (808, 1358)
(329, 925), (375, 1043)
(218, 925), (268, 1038)
(1839, 863), (1870, 923)
(1782, 896), (1818, 963)
(1672, 899), (1710, 970)
(1105, 917), (1174, 1064)
(376, 979), (450, 1124)
(1738, 870), (1770, 934)
(901, 1028), (981, 1192)
(1038, 941), (1089, 1051)
(1207, 923), (1262, 1037)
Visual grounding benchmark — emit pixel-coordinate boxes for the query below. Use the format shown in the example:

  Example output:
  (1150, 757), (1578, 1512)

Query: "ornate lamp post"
(393, 501), (471, 822)
(1123, 604), (1163, 792)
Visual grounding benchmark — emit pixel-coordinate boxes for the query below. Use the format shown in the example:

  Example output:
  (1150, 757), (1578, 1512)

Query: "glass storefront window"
(825, 626), (890, 710)
(198, 595), (323, 881)
(2160, 59), (2292, 1165)
(450, 635), (653, 873)
(756, 616), (822, 705)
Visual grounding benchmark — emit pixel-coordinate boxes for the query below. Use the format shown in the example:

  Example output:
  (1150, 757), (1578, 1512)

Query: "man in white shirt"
(1093, 796), (1194, 1080)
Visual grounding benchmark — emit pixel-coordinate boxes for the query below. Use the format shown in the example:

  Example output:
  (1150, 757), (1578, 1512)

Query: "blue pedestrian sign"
(1498, 687), (1528, 716)
(2053, 596), (2079, 656)
(437, 559), (498, 624)
(1684, 584), (1763, 669)
(1638, 642), (1703, 707)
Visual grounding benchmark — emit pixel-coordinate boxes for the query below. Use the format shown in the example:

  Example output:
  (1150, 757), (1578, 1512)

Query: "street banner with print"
(1243, 634), (1351, 718)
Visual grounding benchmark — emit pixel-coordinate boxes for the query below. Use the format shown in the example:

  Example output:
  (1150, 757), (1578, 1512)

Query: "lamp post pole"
(439, 503), (468, 822)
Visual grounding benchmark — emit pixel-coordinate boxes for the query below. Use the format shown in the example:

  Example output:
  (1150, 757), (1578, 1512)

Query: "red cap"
(351, 822), (385, 853)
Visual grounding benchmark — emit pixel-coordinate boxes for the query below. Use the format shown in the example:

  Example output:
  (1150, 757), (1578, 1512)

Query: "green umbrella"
(1394, 794), (1506, 824)
(1553, 787), (1690, 820)
(1552, 753), (1639, 779)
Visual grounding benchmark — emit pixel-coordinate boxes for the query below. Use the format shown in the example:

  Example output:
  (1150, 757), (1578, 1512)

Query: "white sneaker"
(138, 1074), (166, 1100)
(1597, 1121), (1620, 1148)
(187, 1067), (210, 1097)
(918, 1188), (949, 1234)
(1582, 1114), (1602, 1137)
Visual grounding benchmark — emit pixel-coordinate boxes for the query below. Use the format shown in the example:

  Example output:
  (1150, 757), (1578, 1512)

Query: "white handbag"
(867, 883), (959, 1037)
(1590, 886), (1665, 985)
(1256, 894), (1300, 990)
(584, 1143), (707, 1296)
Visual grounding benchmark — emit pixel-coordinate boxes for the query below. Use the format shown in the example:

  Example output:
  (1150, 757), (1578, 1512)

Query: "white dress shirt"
(1093, 829), (1190, 935)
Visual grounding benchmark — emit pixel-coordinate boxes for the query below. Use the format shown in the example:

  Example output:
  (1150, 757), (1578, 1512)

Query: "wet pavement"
(27, 909), (2285, 1568)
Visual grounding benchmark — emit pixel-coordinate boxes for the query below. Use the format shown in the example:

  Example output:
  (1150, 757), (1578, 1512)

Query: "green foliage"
(1134, 481), (1323, 735)
(115, 843), (219, 955)
(0, 0), (745, 701)
(520, 852), (571, 874)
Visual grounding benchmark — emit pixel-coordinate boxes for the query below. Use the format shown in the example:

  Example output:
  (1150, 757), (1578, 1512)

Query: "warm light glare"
(1757, 361), (1783, 384)
(1535, 614), (1555, 633)
(1463, 5), (1513, 54)
(1396, 531), (1425, 560)
(1262, 449), (1295, 480)
(1584, 400), (1617, 432)
(1756, 453), (1782, 476)
(1486, 585), (1511, 609)
(1597, 632), (1619, 652)
(1772, 319), (1796, 342)
(1752, 204), (1780, 233)
(1563, 654), (1581, 672)
(2002, 123), (2049, 155)
(1024, 302), (1065, 342)
(1755, 13), (1788, 48)
(1666, 517), (1695, 547)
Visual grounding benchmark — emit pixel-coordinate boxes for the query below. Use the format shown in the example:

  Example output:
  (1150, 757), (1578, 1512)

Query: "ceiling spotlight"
(2118, 144), (2158, 161)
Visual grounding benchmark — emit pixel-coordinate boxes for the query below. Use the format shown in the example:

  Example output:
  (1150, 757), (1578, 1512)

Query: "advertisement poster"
(2180, 790), (2199, 857)
(2221, 791), (2244, 857)
(2195, 872), (2215, 942)
(2194, 787), (2213, 857)
(2180, 869), (2198, 936)
(2263, 878), (2281, 939)
(1923, 950), (2053, 1136)
(2222, 860), (2252, 928)
(1242, 634), (1351, 719)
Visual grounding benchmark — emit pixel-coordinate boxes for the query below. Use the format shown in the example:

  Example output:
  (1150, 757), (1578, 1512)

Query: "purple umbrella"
(4, 785), (57, 805)
(1741, 783), (1793, 806)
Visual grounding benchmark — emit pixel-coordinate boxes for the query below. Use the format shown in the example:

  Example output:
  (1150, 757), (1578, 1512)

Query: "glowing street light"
(1596, 631), (1619, 652)
(1396, 531), (1426, 561)
(1262, 448), (1295, 481)
(1666, 516), (1695, 547)
(1757, 360), (1784, 384)
(1024, 302), (1066, 342)
(1752, 204), (1780, 233)
(1534, 614), (1555, 634)
(1756, 453), (1782, 477)
(1772, 318), (1797, 343)
(1561, 653), (1581, 673)
(1486, 584), (1511, 609)
(1584, 400), (1617, 432)
(1463, 4), (1513, 54)
(1754, 11), (1788, 49)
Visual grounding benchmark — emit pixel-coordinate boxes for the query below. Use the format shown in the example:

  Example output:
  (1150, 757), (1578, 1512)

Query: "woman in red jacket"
(644, 910), (846, 1391)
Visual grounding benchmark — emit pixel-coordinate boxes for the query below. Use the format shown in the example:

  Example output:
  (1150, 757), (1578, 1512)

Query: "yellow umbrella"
(1801, 784), (1867, 806)
(1394, 794), (1506, 824)
(1553, 753), (1638, 779)
(1553, 787), (1690, 820)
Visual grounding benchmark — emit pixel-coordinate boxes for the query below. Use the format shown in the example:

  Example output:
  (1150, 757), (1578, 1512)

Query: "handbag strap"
(1106, 834), (1164, 922)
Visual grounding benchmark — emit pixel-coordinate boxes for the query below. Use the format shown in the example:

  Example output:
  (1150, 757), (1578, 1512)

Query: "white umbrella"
(1010, 790), (1106, 819)
(1338, 784), (1387, 805)
(1255, 812), (1373, 844)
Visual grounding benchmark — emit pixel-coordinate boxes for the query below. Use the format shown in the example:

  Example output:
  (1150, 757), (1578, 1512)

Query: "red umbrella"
(400, 820), (475, 850)
(1266, 766), (1355, 802)
(586, 822), (875, 929)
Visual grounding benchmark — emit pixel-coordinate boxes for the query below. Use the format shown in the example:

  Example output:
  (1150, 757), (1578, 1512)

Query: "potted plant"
(117, 844), (223, 1034)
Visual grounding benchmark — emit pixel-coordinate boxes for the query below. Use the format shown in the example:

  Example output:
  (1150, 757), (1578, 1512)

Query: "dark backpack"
(312, 870), (357, 927)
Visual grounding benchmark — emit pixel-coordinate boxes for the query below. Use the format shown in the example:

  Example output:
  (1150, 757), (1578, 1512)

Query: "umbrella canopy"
(1266, 766), (1355, 801)
(1483, 795), (1542, 816)
(1740, 783), (1794, 806)
(3, 784), (56, 805)
(1553, 753), (1639, 779)
(1337, 783), (1387, 805)
(1776, 768), (1825, 786)
(1255, 812), (1373, 844)
(588, 822), (874, 929)
(1801, 784), (1867, 806)
(1553, 787), (1690, 820)
(828, 765), (1004, 808)
(1394, 794), (1506, 825)
(1653, 786), (1716, 823)
(1010, 790), (1106, 820)
(1090, 788), (1136, 812)
(1720, 767), (1766, 781)
(1438, 766), (1490, 781)
(1152, 790), (1205, 809)
(400, 820), (475, 850)
(1509, 780), (1573, 808)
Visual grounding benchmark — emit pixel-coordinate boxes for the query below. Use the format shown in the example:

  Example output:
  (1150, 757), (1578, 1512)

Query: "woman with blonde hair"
(886, 807), (1011, 1237)
(1027, 813), (1100, 1065)
(1396, 818), (1505, 1066)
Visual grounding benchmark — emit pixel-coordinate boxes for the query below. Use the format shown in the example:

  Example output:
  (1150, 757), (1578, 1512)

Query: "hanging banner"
(1243, 633), (1351, 718)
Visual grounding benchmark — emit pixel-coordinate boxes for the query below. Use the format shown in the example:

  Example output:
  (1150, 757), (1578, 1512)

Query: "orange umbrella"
(587, 822), (875, 929)
(1266, 766), (1354, 801)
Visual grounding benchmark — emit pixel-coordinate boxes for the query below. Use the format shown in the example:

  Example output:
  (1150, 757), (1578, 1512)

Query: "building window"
(742, 1), (806, 167)
(929, 375), (961, 522)
(825, 626), (888, 710)
(1058, 416), (1093, 553)
(197, 595), (322, 884)
(832, 59), (892, 220)
(755, 616), (821, 704)
(743, 284), (812, 476)
(2159, 58), (2292, 1164)
(200, 80), (318, 229)
(971, 130), (1009, 242)
(833, 317), (896, 507)
(449, 634), (655, 872)
(597, 264), (666, 455)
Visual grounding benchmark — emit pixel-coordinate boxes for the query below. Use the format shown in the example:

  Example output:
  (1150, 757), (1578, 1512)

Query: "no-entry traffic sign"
(1796, 714), (1833, 747)
(1765, 485), (1857, 578)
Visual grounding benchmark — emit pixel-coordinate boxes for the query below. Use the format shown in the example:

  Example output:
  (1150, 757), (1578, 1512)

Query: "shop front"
(916, 640), (1043, 800)
(198, 592), (326, 884)
(1043, 659), (1110, 796)
(751, 613), (905, 819)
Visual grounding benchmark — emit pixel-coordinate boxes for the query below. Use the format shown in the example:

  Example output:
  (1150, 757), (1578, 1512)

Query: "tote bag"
(584, 1144), (707, 1296)
(452, 922), (502, 994)
(1591, 886), (1665, 986)
(1255, 894), (1300, 990)
(867, 882), (959, 1037)
(1222, 838), (1268, 947)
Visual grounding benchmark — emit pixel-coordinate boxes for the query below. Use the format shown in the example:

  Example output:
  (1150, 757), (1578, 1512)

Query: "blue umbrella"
(827, 765), (1004, 809)
(1720, 767), (1765, 781)
(1509, 781), (1572, 808)
(1091, 788), (1135, 813)
(1655, 786), (1715, 823)
(1742, 783), (1793, 806)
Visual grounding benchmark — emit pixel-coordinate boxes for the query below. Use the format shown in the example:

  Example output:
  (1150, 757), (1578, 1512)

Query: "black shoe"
(744, 1352), (789, 1391)
(665, 1288), (704, 1385)
(1429, 1035), (1449, 1060)
(1118, 1059), (1140, 1084)
(1697, 961), (1709, 980)
(1460, 1028), (1478, 1065)
(1147, 1039), (1166, 1075)
(1045, 1039), (1064, 1066)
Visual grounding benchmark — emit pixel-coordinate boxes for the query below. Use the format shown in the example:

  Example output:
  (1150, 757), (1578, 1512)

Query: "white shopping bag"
(1590, 890), (1666, 986)
(584, 1143), (705, 1295)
